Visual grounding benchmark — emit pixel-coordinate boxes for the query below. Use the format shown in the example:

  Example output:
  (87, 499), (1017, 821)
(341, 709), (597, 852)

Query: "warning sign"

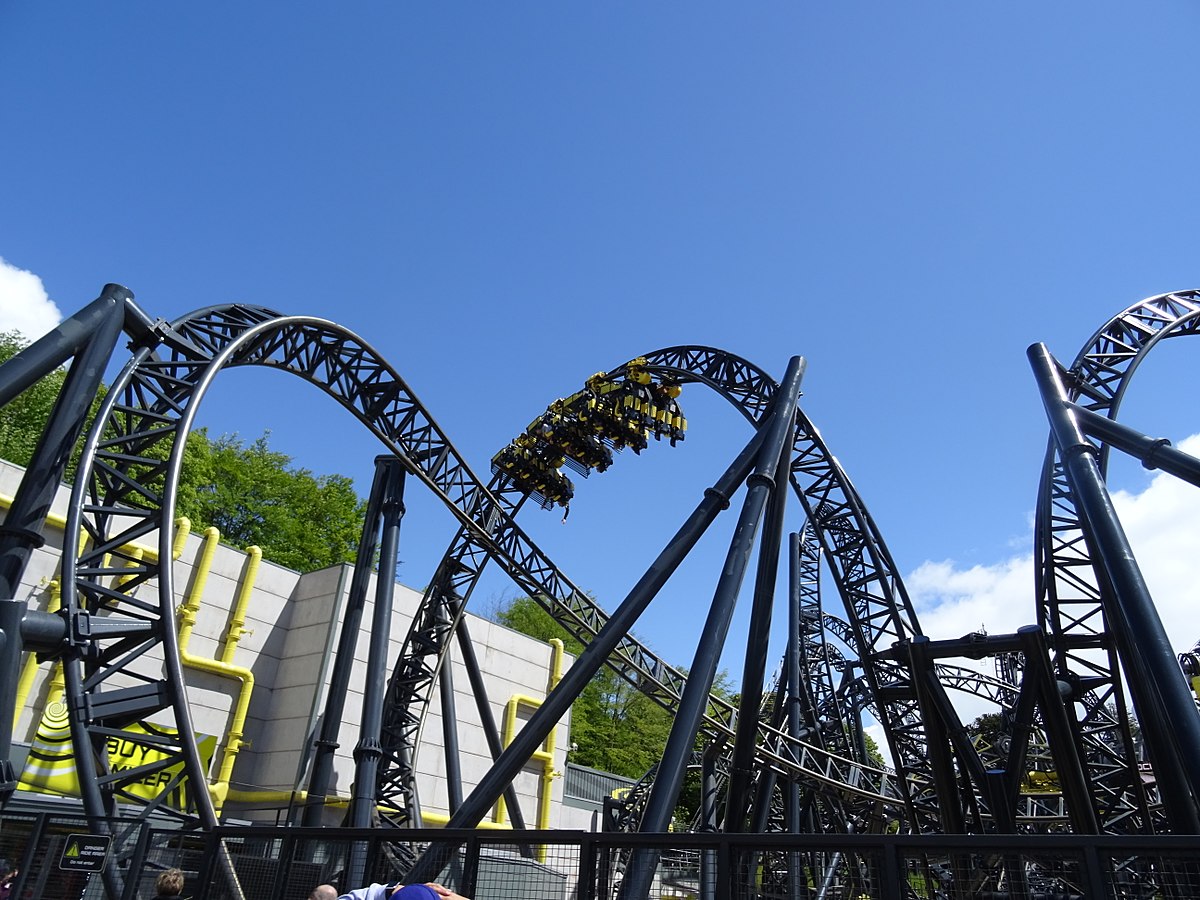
(59, 833), (112, 872)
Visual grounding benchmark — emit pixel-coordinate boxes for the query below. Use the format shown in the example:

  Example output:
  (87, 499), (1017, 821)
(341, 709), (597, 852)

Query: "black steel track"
(57, 314), (906, 837)
(42, 294), (1191, 845)
(1034, 290), (1200, 834)
(378, 345), (941, 833)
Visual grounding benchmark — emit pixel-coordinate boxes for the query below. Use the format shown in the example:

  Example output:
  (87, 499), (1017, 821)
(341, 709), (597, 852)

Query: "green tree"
(966, 712), (1004, 749)
(0, 330), (106, 482)
(175, 429), (366, 572)
(495, 595), (675, 779)
(0, 332), (366, 573)
(862, 728), (886, 768)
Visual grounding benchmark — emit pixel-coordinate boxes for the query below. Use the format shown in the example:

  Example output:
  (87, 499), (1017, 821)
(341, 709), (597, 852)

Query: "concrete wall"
(1, 460), (575, 830)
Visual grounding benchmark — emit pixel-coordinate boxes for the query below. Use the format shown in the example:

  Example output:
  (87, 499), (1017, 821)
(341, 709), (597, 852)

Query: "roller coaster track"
(379, 346), (948, 833)
(56, 311), (911, 837)
(52, 296), (1150, 843)
(1035, 290), (1200, 834)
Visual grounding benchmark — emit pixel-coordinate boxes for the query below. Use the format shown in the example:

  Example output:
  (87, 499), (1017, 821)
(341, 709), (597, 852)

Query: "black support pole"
(0, 284), (129, 408)
(1017, 626), (1100, 835)
(699, 744), (719, 900)
(621, 356), (806, 900)
(1029, 342), (1200, 833)
(724, 430), (793, 831)
(403, 418), (769, 884)
(303, 457), (404, 826)
(1074, 405), (1200, 488)
(784, 532), (805, 900)
(0, 285), (128, 810)
(455, 617), (529, 834)
(439, 625), (464, 814)
(348, 460), (406, 885)
(350, 461), (406, 826)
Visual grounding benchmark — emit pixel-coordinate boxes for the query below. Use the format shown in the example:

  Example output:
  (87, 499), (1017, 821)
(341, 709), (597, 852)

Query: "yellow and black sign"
(18, 700), (217, 810)
(59, 833), (112, 872)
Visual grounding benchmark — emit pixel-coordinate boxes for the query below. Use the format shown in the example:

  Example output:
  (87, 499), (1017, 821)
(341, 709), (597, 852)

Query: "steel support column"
(622, 356), (805, 900)
(0, 286), (130, 806)
(348, 459), (407, 886)
(304, 457), (407, 826)
(1030, 342), (1200, 833)
(439, 625), (464, 813)
(404, 419), (769, 883)
(350, 460), (407, 826)
(724, 430), (793, 831)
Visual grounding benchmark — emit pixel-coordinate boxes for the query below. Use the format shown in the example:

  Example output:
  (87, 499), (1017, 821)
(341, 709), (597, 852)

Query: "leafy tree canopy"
(494, 595), (735, 783)
(0, 330), (106, 483)
(175, 429), (365, 572)
(862, 728), (886, 768)
(496, 595), (675, 779)
(0, 331), (365, 572)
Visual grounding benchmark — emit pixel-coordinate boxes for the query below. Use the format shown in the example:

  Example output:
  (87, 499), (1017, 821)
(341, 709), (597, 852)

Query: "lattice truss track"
(34, 291), (1200, 844)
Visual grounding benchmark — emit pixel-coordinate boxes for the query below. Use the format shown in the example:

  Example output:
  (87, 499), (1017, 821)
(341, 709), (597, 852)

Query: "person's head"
(155, 868), (184, 897)
(309, 885), (338, 900)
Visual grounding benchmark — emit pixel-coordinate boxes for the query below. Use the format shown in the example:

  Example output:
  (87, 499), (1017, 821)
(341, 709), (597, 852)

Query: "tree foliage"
(174, 429), (365, 572)
(0, 331), (366, 572)
(862, 728), (886, 768)
(0, 330), (106, 483)
(496, 595), (676, 779)
(966, 712), (1004, 748)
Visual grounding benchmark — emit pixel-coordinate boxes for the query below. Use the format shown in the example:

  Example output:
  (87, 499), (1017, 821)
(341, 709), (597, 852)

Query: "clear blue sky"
(4, 3), (1200, 676)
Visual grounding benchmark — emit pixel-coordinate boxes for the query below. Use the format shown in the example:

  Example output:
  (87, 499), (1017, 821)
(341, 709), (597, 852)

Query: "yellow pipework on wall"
(421, 809), (513, 830)
(496, 638), (565, 858)
(175, 526), (261, 814)
(0, 493), (190, 565)
(220, 546), (260, 665)
(224, 787), (349, 807)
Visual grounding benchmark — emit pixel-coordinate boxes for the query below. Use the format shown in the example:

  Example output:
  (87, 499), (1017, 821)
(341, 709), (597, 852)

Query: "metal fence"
(3, 815), (1200, 900)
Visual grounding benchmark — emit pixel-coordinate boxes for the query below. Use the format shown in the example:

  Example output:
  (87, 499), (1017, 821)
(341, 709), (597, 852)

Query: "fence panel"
(7, 819), (1200, 899)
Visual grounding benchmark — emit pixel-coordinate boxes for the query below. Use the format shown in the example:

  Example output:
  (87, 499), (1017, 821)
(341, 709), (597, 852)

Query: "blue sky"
(4, 3), (1200, 683)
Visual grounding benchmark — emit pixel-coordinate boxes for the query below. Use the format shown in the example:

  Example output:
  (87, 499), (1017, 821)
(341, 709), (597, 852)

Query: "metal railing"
(4, 815), (1200, 899)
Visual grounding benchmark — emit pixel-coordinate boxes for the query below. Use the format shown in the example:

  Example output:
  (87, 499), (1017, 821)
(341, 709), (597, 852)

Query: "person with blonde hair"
(153, 868), (184, 899)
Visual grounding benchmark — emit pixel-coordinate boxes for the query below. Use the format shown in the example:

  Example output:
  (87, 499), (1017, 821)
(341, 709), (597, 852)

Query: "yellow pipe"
(0, 492), (183, 564)
(496, 639), (566, 859)
(225, 787), (348, 807)
(421, 810), (512, 830)
(497, 701), (553, 824)
(176, 527), (260, 814)
(220, 546), (260, 664)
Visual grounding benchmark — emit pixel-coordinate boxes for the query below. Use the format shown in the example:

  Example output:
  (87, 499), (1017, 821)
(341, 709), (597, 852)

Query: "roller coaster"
(1, 286), (1199, 899)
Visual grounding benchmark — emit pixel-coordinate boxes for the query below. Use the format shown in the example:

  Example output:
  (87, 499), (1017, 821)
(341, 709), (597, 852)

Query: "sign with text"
(18, 700), (217, 810)
(59, 834), (112, 872)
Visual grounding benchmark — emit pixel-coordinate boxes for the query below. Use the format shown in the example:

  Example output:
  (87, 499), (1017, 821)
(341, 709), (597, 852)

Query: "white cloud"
(886, 434), (1200, 735)
(907, 433), (1200, 659)
(907, 554), (1035, 641)
(1109, 433), (1200, 659)
(0, 257), (62, 341)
